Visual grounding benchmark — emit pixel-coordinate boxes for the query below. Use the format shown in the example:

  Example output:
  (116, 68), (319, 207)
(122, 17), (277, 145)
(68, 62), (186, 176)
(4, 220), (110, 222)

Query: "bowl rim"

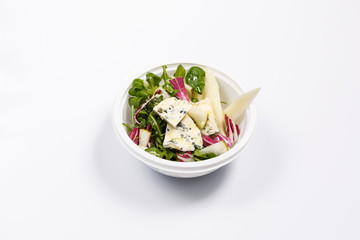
(112, 62), (257, 169)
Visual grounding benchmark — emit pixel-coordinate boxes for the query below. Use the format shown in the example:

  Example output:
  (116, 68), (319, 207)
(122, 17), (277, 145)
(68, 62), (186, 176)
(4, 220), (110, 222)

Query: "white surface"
(1, 0), (359, 239)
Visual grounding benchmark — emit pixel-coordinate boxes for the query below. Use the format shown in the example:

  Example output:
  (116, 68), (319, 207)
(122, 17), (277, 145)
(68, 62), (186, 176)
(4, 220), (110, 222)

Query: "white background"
(1, 0), (360, 239)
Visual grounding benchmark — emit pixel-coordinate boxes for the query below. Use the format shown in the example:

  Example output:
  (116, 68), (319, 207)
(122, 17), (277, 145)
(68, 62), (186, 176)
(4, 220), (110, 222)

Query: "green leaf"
(161, 65), (171, 81)
(132, 79), (145, 89)
(174, 64), (186, 78)
(162, 81), (178, 97)
(191, 98), (199, 103)
(147, 112), (163, 137)
(128, 78), (149, 98)
(193, 149), (217, 161)
(221, 101), (227, 104)
(122, 123), (133, 133)
(128, 97), (143, 109)
(185, 66), (206, 94)
(145, 147), (178, 160)
(146, 72), (162, 92)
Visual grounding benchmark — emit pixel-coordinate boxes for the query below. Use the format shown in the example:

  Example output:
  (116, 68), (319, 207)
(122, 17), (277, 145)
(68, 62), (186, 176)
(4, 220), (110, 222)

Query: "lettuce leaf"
(146, 73), (162, 94)
(193, 149), (217, 161)
(174, 64), (186, 78)
(185, 66), (205, 94)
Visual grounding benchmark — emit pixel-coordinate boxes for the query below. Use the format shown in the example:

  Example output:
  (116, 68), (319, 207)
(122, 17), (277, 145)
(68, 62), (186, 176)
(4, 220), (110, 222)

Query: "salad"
(122, 64), (259, 162)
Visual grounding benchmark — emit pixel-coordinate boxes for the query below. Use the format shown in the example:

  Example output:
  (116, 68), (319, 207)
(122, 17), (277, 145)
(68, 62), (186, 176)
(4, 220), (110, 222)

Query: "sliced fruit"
(223, 88), (260, 121)
(203, 67), (225, 135)
(187, 108), (208, 129)
(138, 145), (147, 150)
(184, 83), (193, 99)
(195, 98), (219, 135)
(139, 129), (151, 147)
(199, 140), (228, 155)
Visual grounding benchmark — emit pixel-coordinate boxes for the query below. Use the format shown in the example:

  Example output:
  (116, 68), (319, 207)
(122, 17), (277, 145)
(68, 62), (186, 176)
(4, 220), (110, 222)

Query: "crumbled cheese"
(163, 115), (203, 151)
(153, 97), (192, 128)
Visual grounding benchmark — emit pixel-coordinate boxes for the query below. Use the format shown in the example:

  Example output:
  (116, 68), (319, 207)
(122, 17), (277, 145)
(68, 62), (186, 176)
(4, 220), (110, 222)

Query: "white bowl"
(112, 63), (257, 178)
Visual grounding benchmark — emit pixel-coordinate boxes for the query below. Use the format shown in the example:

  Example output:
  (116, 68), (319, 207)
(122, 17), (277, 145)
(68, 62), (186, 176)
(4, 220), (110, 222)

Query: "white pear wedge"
(223, 88), (260, 121)
(187, 108), (208, 129)
(203, 67), (226, 135)
(199, 141), (228, 155)
(139, 129), (151, 148)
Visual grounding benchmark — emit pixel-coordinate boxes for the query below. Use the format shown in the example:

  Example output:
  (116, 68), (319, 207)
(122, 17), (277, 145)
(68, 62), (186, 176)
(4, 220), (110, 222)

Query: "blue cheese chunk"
(153, 97), (192, 128)
(194, 98), (219, 136)
(163, 115), (203, 151)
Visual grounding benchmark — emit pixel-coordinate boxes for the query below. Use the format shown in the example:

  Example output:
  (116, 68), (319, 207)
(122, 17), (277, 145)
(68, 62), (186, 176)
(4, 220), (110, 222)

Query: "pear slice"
(184, 83), (193, 99)
(187, 108), (208, 129)
(199, 141), (228, 155)
(139, 129), (151, 148)
(223, 88), (260, 121)
(203, 67), (226, 135)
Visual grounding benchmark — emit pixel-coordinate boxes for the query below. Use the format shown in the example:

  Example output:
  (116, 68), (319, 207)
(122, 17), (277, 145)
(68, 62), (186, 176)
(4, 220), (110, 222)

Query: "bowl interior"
(122, 63), (247, 141)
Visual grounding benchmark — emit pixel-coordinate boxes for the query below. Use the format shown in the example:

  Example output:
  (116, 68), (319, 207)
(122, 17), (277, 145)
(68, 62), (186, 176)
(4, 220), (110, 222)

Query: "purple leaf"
(129, 127), (139, 145)
(202, 134), (233, 147)
(177, 151), (194, 162)
(202, 135), (219, 147)
(213, 134), (233, 147)
(169, 77), (190, 102)
(225, 114), (240, 143)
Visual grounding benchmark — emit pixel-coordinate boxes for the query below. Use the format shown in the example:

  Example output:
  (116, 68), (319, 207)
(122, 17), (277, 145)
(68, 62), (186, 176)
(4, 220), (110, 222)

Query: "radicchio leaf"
(213, 134), (233, 147)
(169, 77), (190, 102)
(129, 127), (139, 145)
(177, 151), (194, 162)
(225, 114), (240, 143)
(202, 135), (219, 147)
(202, 134), (233, 147)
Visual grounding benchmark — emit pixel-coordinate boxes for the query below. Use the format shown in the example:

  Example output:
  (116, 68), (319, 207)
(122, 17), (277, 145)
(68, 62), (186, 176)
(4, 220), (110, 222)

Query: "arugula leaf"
(193, 149), (218, 161)
(122, 123), (133, 133)
(161, 65), (171, 80)
(146, 73), (161, 93)
(136, 109), (148, 128)
(145, 146), (178, 160)
(174, 64), (186, 78)
(185, 66), (206, 94)
(147, 112), (167, 148)
(147, 112), (163, 137)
